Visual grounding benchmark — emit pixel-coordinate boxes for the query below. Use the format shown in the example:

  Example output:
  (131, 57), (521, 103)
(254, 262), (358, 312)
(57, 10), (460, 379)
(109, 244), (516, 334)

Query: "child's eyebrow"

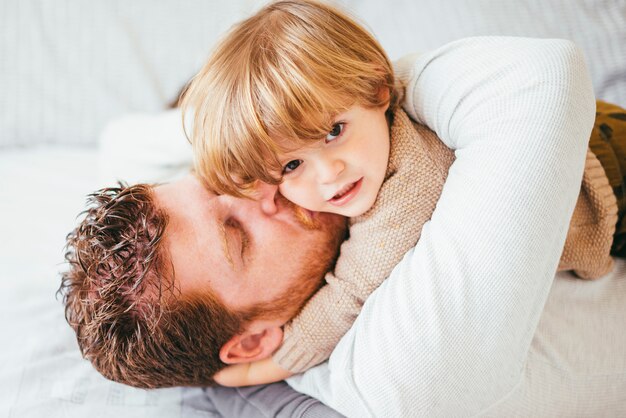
(332, 110), (348, 121)
(277, 147), (301, 158)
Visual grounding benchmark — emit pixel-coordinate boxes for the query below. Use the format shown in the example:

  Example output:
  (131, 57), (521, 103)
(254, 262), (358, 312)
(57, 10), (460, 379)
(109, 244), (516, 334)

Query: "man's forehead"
(156, 176), (214, 205)
(153, 179), (213, 242)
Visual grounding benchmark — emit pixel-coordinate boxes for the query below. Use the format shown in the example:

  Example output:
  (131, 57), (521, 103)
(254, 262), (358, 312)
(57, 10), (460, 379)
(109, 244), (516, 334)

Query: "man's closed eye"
(224, 218), (248, 267)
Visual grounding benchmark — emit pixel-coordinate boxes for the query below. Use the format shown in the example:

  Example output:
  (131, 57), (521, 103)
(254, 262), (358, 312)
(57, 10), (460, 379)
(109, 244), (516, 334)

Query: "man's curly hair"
(58, 184), (248, 388)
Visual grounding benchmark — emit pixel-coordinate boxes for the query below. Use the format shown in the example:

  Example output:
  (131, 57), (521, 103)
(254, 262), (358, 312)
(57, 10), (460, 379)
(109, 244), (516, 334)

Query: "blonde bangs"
(182, 0), (396, 197)
(182, 28), (285, 198)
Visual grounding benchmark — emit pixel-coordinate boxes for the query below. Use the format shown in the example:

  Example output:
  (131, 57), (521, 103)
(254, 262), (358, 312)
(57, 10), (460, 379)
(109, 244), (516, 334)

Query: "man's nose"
(255, 182), (279, 215)
(316, 157), (345, 184)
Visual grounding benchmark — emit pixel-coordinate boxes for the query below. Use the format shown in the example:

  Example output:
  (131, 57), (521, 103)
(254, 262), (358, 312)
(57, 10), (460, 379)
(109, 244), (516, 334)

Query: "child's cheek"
(279, 181), (317, 212)
(278, 182), (300, 206)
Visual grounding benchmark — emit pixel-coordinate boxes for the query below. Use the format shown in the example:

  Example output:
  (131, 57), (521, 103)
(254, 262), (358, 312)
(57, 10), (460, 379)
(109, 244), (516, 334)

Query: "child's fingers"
(214, 360), (295, 387)
(214, 364), (248, 387)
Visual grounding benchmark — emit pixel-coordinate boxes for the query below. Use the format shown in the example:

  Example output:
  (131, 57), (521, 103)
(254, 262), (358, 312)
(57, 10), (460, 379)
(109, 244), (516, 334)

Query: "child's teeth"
(334, 183), (352, 199)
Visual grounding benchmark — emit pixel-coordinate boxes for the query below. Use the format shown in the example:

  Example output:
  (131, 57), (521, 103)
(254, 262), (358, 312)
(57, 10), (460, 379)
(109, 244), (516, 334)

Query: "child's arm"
(214, 358), (293, 387)
(272, 112), (452, 373)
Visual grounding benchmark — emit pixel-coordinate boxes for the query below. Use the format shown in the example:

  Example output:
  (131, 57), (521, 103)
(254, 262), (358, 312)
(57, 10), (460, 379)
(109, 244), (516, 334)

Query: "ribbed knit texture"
(287, 37), (599, 417)
(275, 103), (618, 372)
(558, 148), (617, 277)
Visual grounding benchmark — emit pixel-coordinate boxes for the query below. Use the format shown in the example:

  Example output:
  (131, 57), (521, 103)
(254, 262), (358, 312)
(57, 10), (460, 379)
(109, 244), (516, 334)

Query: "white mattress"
(0, 147), (210, 417)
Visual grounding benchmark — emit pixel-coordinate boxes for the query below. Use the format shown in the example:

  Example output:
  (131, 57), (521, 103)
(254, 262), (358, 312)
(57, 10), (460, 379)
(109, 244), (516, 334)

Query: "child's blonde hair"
(181, 0), (399, 197)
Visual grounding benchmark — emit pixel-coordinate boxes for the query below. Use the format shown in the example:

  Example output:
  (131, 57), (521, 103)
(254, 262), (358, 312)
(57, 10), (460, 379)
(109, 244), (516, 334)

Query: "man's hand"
(214, 358), (294, 387)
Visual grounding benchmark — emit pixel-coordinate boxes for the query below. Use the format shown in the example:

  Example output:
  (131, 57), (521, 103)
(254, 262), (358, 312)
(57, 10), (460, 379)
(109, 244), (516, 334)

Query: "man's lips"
(328, 178), (363, 207)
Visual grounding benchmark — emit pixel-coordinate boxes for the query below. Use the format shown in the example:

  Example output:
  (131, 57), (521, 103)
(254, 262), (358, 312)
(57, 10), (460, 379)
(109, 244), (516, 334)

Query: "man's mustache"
(276, 193), (321, 231)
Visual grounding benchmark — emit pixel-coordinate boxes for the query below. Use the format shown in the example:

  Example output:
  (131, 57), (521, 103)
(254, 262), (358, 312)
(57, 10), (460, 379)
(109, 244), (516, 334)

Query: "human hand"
(214, 358), (294, 387)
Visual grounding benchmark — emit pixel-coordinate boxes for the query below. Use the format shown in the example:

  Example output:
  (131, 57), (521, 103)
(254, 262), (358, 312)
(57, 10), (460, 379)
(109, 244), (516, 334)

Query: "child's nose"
(317, 158), (345, 184)
(254, 182), (278, 215)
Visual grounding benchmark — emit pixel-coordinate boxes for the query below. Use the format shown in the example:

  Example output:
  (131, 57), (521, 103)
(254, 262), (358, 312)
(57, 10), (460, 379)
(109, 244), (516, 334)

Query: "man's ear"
(219, 326), (284, 365)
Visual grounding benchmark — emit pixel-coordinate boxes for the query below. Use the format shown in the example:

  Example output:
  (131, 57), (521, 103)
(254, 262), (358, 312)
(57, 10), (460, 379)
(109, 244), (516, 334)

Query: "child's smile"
(327, 177), (363, 207)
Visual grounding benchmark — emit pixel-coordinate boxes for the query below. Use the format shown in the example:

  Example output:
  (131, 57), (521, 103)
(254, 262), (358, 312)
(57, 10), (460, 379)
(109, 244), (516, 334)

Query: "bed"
(2, 1), (625, 416)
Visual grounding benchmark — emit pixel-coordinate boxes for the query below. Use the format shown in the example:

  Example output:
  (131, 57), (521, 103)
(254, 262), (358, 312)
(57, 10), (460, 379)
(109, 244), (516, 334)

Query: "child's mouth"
(328, 178), (363, 206)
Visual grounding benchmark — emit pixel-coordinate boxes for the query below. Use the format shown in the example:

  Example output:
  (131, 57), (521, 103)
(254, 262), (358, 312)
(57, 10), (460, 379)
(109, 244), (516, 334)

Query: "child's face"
(277, 103), (390, 217)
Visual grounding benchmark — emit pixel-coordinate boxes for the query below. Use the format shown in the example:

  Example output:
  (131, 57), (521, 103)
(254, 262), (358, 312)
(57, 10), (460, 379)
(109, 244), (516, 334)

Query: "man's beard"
(276, 192), (322, 231)
(251, 195), (348, 321)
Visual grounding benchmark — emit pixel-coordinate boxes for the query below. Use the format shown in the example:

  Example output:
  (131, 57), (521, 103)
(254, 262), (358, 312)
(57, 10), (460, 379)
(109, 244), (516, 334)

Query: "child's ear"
(219, 326), (284, 365)
(378, 86), (391, 111)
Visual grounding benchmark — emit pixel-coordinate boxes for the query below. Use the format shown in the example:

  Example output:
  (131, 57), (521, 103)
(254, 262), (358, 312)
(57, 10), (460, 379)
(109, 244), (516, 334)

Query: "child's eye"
(282, 159), (303, 174)
(326, 123), (344, 143)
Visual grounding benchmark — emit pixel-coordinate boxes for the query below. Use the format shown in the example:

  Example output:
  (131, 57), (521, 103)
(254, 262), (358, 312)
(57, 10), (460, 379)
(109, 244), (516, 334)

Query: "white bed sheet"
(0, 147), (210, 418)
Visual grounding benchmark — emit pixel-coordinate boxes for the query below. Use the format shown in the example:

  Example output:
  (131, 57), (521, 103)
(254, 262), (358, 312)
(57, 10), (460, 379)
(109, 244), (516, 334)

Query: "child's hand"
(214, 358), (294, 387)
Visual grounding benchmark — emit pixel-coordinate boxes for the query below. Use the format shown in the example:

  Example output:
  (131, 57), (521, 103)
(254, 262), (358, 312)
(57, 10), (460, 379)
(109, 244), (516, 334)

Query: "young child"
(181, 0), (626, 386)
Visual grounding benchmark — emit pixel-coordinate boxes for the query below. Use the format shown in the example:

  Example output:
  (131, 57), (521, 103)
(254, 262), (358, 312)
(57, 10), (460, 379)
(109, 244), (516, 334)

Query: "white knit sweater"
(287, 37), (607, 416)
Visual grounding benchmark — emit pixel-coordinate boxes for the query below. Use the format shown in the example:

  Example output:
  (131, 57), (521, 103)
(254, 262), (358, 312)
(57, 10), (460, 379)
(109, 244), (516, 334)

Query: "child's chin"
(335, 204), (370, 218)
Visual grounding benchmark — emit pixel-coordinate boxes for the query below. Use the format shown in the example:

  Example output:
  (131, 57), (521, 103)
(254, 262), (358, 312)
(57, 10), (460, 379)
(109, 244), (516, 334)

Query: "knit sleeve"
(273, 111), (452, 372)
(272, 212), (398, 372)
(288, 37), (596, 417)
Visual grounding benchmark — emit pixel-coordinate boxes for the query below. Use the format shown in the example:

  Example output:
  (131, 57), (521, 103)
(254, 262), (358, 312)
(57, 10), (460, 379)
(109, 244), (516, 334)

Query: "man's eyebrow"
(218, 221), (235, 268)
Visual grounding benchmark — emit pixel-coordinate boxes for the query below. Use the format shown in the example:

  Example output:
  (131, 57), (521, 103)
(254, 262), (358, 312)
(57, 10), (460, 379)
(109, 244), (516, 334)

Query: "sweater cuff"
(272, 328), (331, 374)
